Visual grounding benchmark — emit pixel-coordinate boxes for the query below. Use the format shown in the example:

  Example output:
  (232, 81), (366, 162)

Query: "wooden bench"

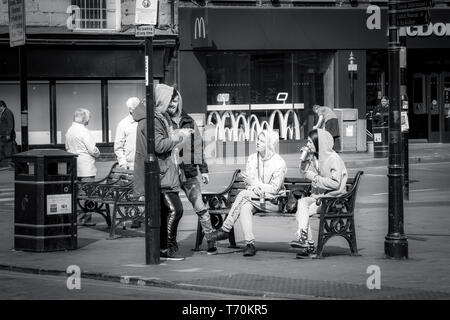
(194, 169), (364, 258)
(75, 162), (144, 238)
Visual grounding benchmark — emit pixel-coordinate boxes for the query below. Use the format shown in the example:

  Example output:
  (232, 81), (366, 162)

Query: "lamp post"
(348, 52), (357, 109)
(385, 0), (408, 259)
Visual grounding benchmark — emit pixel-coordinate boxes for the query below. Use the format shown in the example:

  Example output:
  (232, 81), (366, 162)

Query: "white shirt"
(65, 122), (100, 177)
(114, 114), (137, 170)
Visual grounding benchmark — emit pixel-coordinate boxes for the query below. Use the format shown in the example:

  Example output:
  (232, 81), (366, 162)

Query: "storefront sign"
(407, 22), (450, 37)
(191, 8), (211, 48)
(135, 0), (158, 25)
(8, 0), (26, 47)
(179, 7), (450, 50)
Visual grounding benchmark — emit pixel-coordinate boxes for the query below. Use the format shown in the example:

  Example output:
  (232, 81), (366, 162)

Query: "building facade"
(1, 1), (450, 151)
(0, 0), (178, 150)
(179, 0), (450, 145)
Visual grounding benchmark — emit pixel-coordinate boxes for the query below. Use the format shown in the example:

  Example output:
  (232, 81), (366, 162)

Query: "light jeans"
(222, 189), (278, 245)
(181, 177), (214, 237)
(295, 197), (320, 241)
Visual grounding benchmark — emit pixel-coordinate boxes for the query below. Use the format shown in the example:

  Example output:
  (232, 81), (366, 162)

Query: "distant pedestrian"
(290, 129), (348, 258)
(0, 100), (17, 166)
(166, 87), (217, 255)
(312, 105), (340, 150)
(65, 108), (100, 226)
(373, 96), (389, 126)
(114, 97), (140, 170)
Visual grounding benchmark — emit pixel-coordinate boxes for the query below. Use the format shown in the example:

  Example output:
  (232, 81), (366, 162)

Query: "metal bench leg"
(228, 227), (239, 248)
(315, 216), (326, 258)
(107, 202), (121, 240)
(348, 216), (359, 256)
(192, 217), (204, 251)
(105, 204), (112, 227)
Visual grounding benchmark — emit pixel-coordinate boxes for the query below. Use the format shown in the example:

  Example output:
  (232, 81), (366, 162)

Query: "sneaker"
(130, 220), (142, 229)
(210, 229), (230, 242)
(243, 243), (256, 257)
(160, 248), (185, 261)
(80, 214), (96, 226)
(290, 239), (308, 249)
(206, 241), (218, 255)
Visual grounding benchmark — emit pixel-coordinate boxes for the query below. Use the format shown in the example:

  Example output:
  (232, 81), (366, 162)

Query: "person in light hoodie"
(209, 129), (287, 257)
(290, 128), (348, 255)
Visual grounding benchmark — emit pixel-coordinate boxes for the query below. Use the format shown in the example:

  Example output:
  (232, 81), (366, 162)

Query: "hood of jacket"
(314, 128), (348, 197)
(317, 128), (335, 170)
(260, 130), (280, 161)
(132, 84), (175, 132)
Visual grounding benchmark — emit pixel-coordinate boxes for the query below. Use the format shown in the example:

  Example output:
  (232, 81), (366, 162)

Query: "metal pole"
(350, 71), (355, 109)
(399, 28), (409, 200)
(144, 35), (161, 265)
(385, 0), (408, 259)
(19, 45), (28, 151)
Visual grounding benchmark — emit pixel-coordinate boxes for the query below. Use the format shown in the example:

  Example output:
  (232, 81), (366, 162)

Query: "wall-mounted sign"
(8, 0), (26, 47)
(135, 25), (155, 37)
(135, 0), (158, 25)
(191, 8), (211, 48)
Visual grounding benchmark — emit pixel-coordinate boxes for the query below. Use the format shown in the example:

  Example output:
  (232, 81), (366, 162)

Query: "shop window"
(69, 0), (121, 31)
(0, 82), (50, 145)
(56, 81), (102, 144)
(108, 80), (145, 141)
(205, 51), (333, 142)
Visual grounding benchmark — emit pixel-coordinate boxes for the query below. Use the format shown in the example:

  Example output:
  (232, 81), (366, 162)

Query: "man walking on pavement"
(0, 100), (17, 168)
(166, 87), (218, 255)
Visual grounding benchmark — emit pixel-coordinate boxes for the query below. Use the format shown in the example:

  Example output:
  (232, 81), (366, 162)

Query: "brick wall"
(0, 0), (177, 35)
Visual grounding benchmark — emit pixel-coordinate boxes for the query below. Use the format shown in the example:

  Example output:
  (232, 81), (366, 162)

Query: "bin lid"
(13, 149), (78, 159)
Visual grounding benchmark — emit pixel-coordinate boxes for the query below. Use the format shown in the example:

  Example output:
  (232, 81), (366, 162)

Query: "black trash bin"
(13, 149), (77, 252)
(372, 115), (389, 158)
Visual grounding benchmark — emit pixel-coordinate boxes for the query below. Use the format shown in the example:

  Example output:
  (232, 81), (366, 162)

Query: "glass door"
(427, 73), (440, 142)
(443, 73), (450, 142)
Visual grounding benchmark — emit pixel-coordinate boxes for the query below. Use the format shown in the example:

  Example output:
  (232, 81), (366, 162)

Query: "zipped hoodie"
(309, 129), (348, 198)
(132, 84), (181, 195)
(245, 130), (287, 199)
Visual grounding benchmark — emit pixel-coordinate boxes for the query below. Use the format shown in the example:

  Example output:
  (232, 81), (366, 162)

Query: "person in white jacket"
(65, 108), (100, 226)
(209, 129), (287, 257)
(114, 97), (140, 170)
(290, 128), (348, 252)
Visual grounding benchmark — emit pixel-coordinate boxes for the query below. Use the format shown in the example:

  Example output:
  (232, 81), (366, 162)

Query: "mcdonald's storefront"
(179, 6), (450, 146)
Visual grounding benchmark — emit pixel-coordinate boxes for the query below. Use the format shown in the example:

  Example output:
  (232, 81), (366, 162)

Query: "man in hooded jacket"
(290, 128), (348, 257)
(209, 130), (287, 257)
(165, 88), (218, 255)
(132, 84), (190, 261)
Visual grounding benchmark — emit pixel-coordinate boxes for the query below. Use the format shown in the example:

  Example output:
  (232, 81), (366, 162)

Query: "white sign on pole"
(135, 0), (158, 26)
(8, 0), (26, 47)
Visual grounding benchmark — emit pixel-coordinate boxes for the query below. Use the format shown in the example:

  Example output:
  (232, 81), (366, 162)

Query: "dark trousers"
(160, 192), (184, 251)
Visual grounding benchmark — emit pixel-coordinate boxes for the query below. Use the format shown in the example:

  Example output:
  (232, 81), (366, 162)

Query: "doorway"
(411, 73), (450, 142)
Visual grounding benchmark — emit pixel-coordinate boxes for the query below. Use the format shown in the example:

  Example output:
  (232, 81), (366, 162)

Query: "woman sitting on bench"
(291, 129), (348, 250)
(209, 129), (287, 257)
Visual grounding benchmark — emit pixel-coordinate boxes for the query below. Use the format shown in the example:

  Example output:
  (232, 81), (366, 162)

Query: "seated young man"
(209, 130), (287, 257)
